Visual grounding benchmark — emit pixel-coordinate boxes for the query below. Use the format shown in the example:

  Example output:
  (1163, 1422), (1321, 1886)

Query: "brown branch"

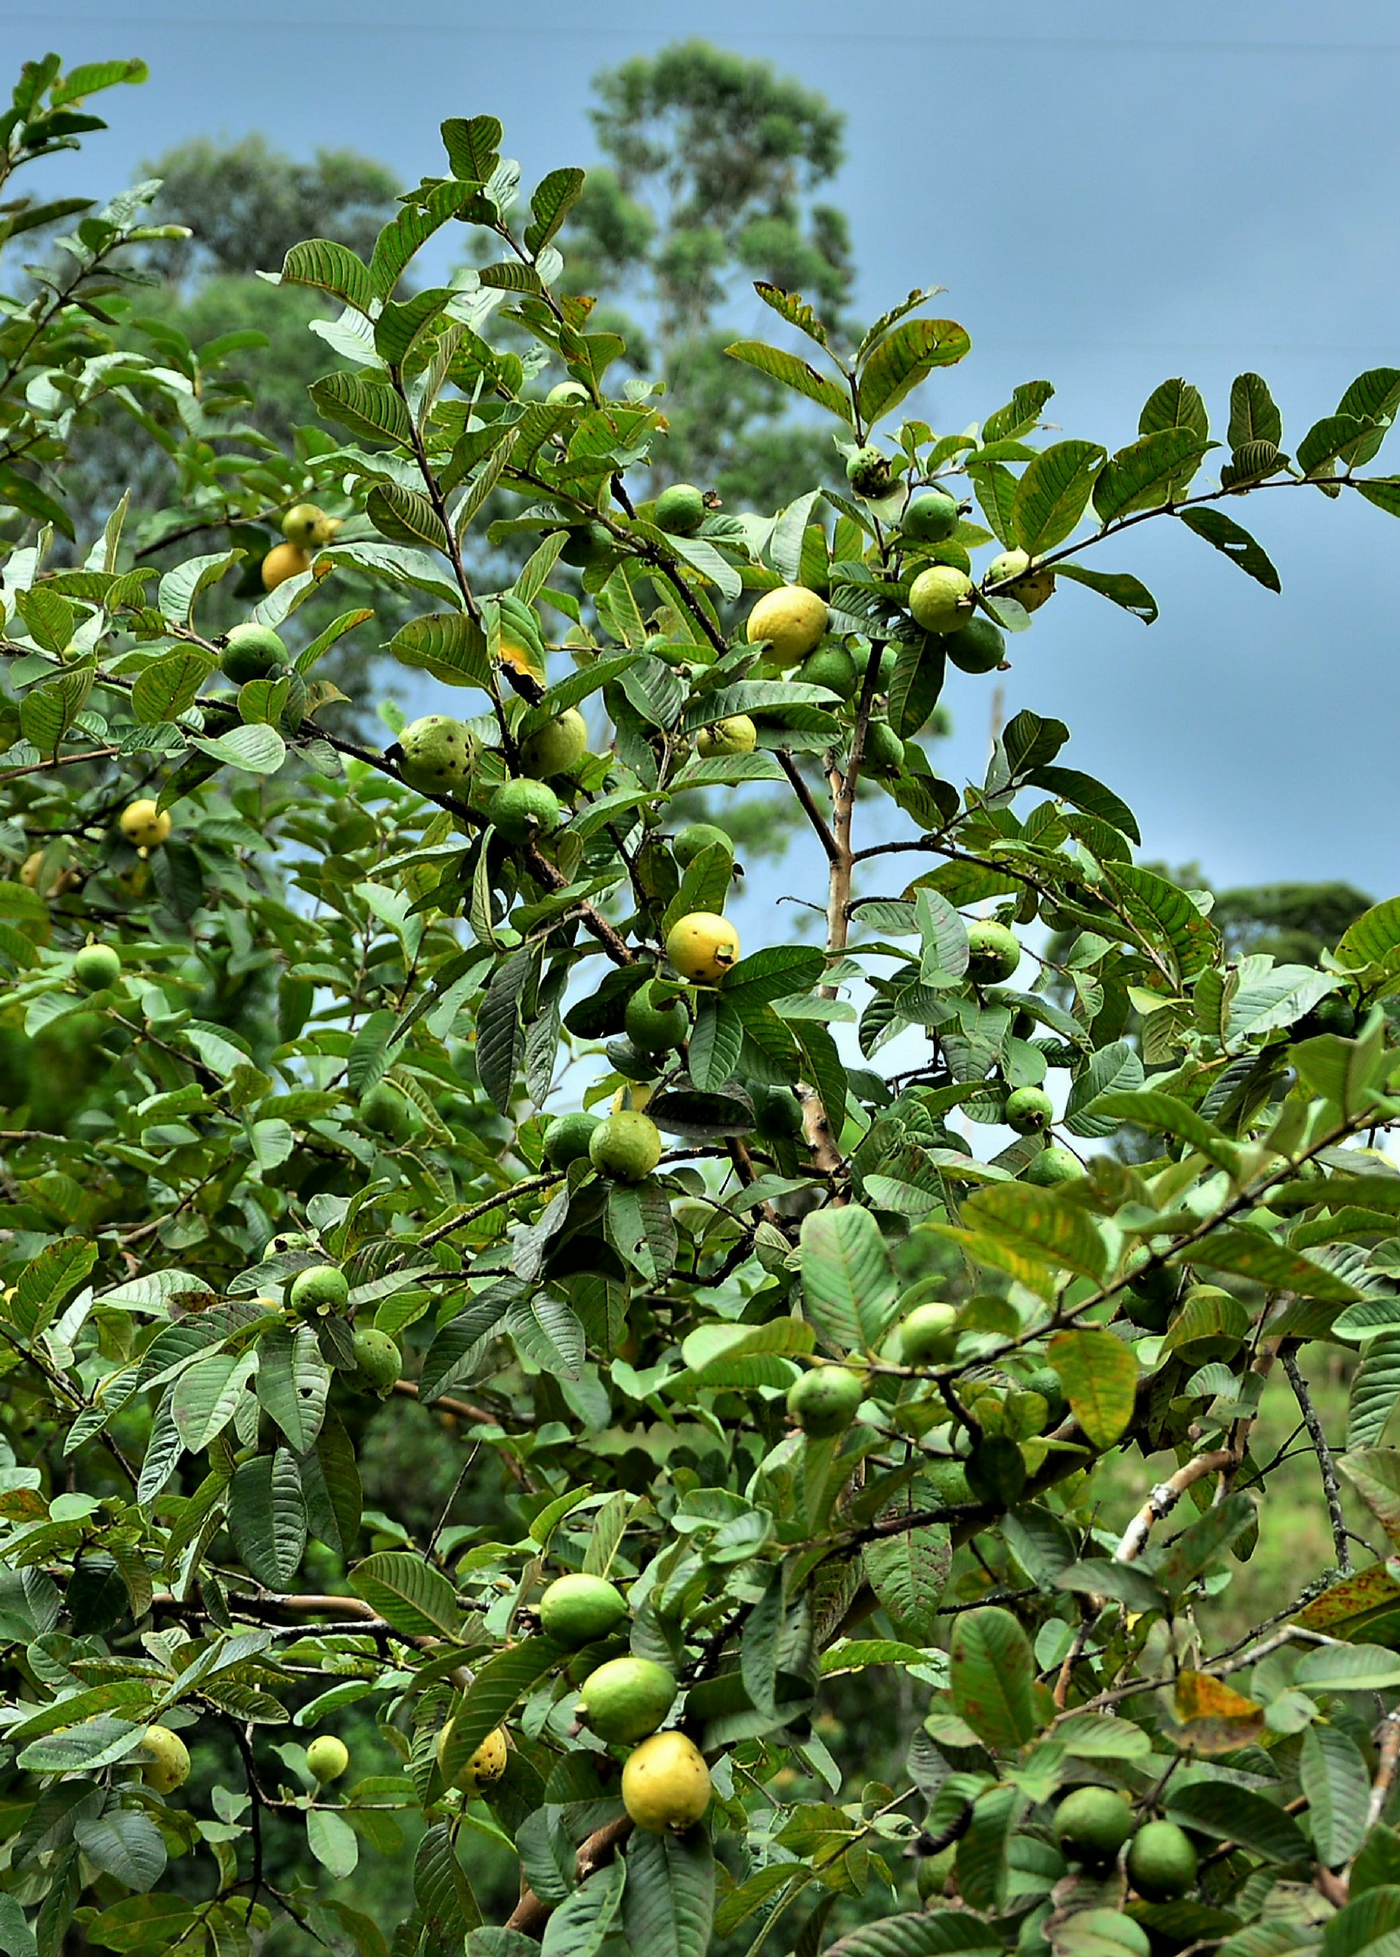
(777, 748), (840, 863)
(1113, 1449), (1235, 1564)
(1370, 1709), (1400, 1829)
(505, 1814), (634, 1936)
(0, 745), (119, 784)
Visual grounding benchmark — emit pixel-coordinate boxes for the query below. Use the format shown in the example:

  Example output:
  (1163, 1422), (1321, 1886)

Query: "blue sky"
(9, 0), (1400, 907)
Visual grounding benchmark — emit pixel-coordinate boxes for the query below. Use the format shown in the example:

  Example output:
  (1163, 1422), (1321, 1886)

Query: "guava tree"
(11, 49), (1400, 1957)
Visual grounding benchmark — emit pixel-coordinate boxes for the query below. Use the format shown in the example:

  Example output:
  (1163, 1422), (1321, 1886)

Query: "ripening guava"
(746, 585), (829, 666)
(908, 565), (976, 634)
(119, 800), (172, 848)
(290, 1264), (349, 1316)
(1005, 1085), (1053, 1134)
(489, 779), (564, 844)
(621, 1730), (711, 1833)
(221, 621), (288, 685)
(538, 1573), (628, 1647)
(901, 487), (960, 543)
(986, 547), (1055, 612)
(846, 445), (893, 497)
(437, 1720), (508, 1791)
(577, 1655), (676, 1743)
(521, 708), (588, 779)
(74, 943), (121, 991)
(673, 822), (733, 868)
(1023, 1146), (1084, 1187)
(752, 1083), (804, 1140)
(282, 502), (338, 548)
(696, 715), (756, 757)
(589, 1111), (663, 1182)
(352, 1326), (402, 1394)
(965, 919), (1021, 984)
(140, 1725), (191, 1794)
(666, 912), (740, 983)
(361, 1080), (416, 1142)
(306, 1735), (349, 1783)
(261, 542), (312, 591)
(654, 483), (706, 535)
(624, 982), (689, 1053)
(1055, 1786), (1135, 1866)
(943, 616), (1006, 674)
(900, 1302), (960, 1365)
(786, 1366), (864, 1438)
(1126, 1820), (1198, 1901)
(398, 715), (475, 797)
(542, 1110), (600, 1168)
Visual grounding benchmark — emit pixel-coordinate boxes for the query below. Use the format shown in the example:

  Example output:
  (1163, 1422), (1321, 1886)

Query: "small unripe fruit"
(119, 800), (172, 848)
(543, 1110), (600, 1169)
(746, 585), (829, 666)
(654, 483), (706, 535)
(74, 943), (121, 991)
(900, 1302), (959, 1366)
(538, 1573), (628, 1647)
(589, 1111), (663, 1182)
(282, 502), (337, 548)
(696, 715), (756, 758)
(846, 445), (893, 497)
(489, 779), (563, 844)
(1005, 1085), (1053, 1134)
(622, 1730), (711, 1833)
(577, 1656), (676, 1743)
(666, 912), (740, 984)
(986, 547), (1055, 612)
(306, 1735), (349, 1783)
(521, 709), (588, 779)
(261, 542), (312, 590)
(908, 565), (976, 634)
(140, 1725), (191, 1795)
(624, 982), (688, 1053)
(787, 1366), (864, 1438)
(965, 919), (1021, 984)
(1023, 1146), (1085, 1187)
(222, 621), (288, 685)
(943, 616), (1006, 674)
(1055, 1786), (1134, 1867)
(901, 488), (960, 543)
(801, 641), (859, 699)
(352, 1326), (401, 1394)
(1126, 1820), (1199, 1902)
(673, 822), (733, 868)
(290, 1264), (349, 1316)
(398, 715), (475, 797)
(862, 718), (905, 775)
(361, 1080), (415, 1142)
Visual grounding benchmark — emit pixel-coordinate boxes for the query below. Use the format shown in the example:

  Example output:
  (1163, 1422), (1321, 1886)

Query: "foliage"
(9, 48), (1400, 1957)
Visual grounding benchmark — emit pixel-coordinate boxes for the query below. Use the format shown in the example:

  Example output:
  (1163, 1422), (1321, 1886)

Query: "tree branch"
(1281, 1345), (1352, 1574)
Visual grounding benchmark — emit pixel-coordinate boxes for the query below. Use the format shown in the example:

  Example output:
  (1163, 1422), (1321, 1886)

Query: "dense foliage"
(10, 48), (1400, 1957)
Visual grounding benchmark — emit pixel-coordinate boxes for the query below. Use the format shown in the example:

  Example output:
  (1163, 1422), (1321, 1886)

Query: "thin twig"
(1280, 1345), (1352, 1574)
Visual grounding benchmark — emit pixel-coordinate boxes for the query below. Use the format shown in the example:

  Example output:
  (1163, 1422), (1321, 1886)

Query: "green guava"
(846, 445), (893, 497)
(901, 488), (960, 543)
(1019, 1366), (1068, 1428)
(282, 502), (337, 547)
(306, 1735), (349, 1783)
(221, 621), (288, 685)
(352, 1326), (402, 1394)
(1055, 1786), (1135, 1866)
(290, 1264), (349, 1315)
(361, 1080), (416, 1142)
(752, 1084), (804, 1140)
(543, 1110), (600, 1168)
(538, 1573), (628, 1647)
(74, 943), (121, 991)
(696, 715), (756, 757)
(1023, 1146), (1084, 1187)
(900, 1302), (960, 1365)
(398, 715), (475, 796)
(908, 565), (976, 634)
(521, 708), (588, 778)
(943, 616), (1006, 674)
(1005, 1085), (1053, 1134)
(673, 822), (734, 868)
(801, 641), (859, 698)
(624, 982), (688, 1053)
(1126, 1820), (1199, 1901)
(589, 1110), (663, 1182)
(489, 779), (563, 844)
(965, 919), (1021, 984)
(787, 1366), (864, 1438)
(862, 718), (905, 775)
(654, 482), (706, 535)
(576, 1655), (676, 1743)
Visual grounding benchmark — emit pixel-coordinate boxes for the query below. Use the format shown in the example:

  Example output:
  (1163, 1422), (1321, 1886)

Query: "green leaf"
(525, 166), (585, 253)
(800, 1204), (898, 1353)
(1181, 1232), (1364, 1302)
(1064, 1041), (1146, 1138)
(191, 722), (287, 774)
(1227, 372), (1283, 450)
(1047, 1329), (1138, 1447)
(1093, 1090), (1241, 1170)
(949, 1607), (1038, 1749)
(864, 1522), (952, 1643)
(171, 1351), (256, 1450)
(857, 318), (971, 422)
(130, 648), (212, 724)
(1335, 895), (1400, 975)
(1349, 1333), (1400, 1449)
(825, 1911), (1001, 1957)
(1297, 414), (1374, 479)
(1301, 1724), (1370, 1868)
(722, 340), (851, 421)
(228, 1447), (307, 1590)
(389, 611), (491, 690)
(309, 372), (414, 445)
(11, 1236), (97, 1341)
(1335, 368), (1400, 465)
(1339, 1451), (1400, 1547)
(1295, 1640), (1400, 1692)
(1050, 563), (1159, 624)
(441, 113), (501, 182)
(1178, 507), (1281, 590)
(367, 483), (450, 553)
(1093, 427), (1211, 525)
(1164, 1781), (1309, 1862)
(307, 1806), (359, 1881)
(256, 1324), (329, 1454)
(279, 238), (377, 315)
(436, 1639), (566, 1789)
(1012, 440), (1106, 553)
(541, 1861), (626, 1957)
(958, 1183), (1109, 1285)
(416, 1821), (482, 1946)
(983, 381), (1055, 444)
(351, 1551), (462, 1637)
(688, 997), (744, 1093)
(622, 1829), (714, 1957)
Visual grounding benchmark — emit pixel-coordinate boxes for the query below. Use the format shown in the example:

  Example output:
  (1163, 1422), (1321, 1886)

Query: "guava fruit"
(846, 445), (893, 497)
(489, 779), (563, 844)
(577, 1656), (677, 1743)
(542, 1110), (600, 1168)
(655, 482), (706, 535)
(1055, 1786), (1134, 1866)
(290, 1264), (349, 1315)
(547, 380), (590, 404)
(943, 616), (1006, 674)
(746, 585), (829, 666)
(622, 1730), (711, 1833)
(306, 1735), (349, 1783)
(1023, 1146), (1084, 1187)
(787, 1366), (864, 1438)
(801, 641), (859, 698)
(666, 912), (740, 983)
(1005, 1085), (1053, 1134)
(624, 982), (689, 1053)
(900, 1302), (960, 1365)
(901, 487), (960, 543)
(673, 822), (733, 868)
(560, 522), (612, 568)
(696, 715), (756, 757)
(1019, 1366), (1068, 1427)
(282, 503), (338, 548)
(538, 1573), (628, 1647)
(986, 547), (1055, 612)
(437, 1720), (508, 1790)
(352, 1326), (402, 1394)
(222, 621), (288, 685)
(908, 565), (976, 634)
(361, 1080), (416, 1142)
(140, 1725), (191, 1794)
(1126, 1819), (1199, 1901)
(74, 943), (121, 991)
(965, 919), (1021, 984)
(398, 715), (475, 797)
(521, 708), (588, 778)
(1299, 993), (1357, 1037)
(589, 1110), (663, 1182)
(862, 718), (905, 775)
(261, 542), (312, 590)
(119, 800), (172, 848)
(752, 1084), (804, 1139)
(915, 1844), (957, 1899)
